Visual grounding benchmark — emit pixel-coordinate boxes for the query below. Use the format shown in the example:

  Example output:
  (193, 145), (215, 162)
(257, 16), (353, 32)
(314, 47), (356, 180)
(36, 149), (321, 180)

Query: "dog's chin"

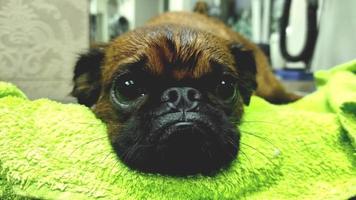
(114, 118), (239, 176)
(152, 121), (229, 175)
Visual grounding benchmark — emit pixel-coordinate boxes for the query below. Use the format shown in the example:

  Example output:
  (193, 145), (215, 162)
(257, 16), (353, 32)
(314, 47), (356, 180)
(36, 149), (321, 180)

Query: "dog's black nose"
(161, 87), (201, 111)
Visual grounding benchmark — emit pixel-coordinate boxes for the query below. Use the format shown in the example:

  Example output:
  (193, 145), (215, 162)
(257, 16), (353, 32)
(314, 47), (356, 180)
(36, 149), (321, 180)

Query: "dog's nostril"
(162, 88), (179, 103)
(187, 88), (201, 101)
(168, 90), (179, 103)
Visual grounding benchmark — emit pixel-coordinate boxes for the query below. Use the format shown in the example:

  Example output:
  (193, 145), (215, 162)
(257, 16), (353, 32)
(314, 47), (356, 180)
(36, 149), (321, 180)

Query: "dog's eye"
(215, 74), (237, 101)
(112, 74), (146, 102)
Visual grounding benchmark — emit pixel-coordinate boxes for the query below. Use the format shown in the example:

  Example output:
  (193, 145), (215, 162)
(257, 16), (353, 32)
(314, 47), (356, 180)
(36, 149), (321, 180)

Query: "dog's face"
(72, 25), (257, 176)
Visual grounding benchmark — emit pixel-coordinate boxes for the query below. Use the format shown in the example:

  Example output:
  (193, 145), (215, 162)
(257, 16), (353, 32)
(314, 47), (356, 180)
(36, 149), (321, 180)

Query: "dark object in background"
(275, 68), (315, 95)
(110, 16), (129, 39)
(193, 1), (209, 15)
(279, 0), (319, 70)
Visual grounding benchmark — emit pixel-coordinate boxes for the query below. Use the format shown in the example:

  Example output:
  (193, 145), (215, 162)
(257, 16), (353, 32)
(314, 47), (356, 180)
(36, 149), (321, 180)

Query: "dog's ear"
(230, 43), (257, 105)
(71, 48), (104, 107)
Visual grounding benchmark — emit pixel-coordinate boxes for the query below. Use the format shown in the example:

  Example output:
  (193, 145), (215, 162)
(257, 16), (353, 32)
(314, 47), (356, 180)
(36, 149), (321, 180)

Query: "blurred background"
(0, 0), (355, 102)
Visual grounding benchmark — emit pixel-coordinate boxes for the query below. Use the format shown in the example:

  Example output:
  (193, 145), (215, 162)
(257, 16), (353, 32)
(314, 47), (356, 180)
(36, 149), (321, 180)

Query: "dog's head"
(72, 25), (257, 176)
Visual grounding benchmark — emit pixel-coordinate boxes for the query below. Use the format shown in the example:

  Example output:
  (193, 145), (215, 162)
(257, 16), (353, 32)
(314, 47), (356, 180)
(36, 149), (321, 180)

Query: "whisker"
(123, 144), (137, 163)
(237, 150), (252, 200)
(223, 137), (241, 160)
(96, 152), (118, 180)
(69, 136), (108, 157)
(74, 121), (104, 125)
(70, 148), (110, 168)
(240, 130), (278, 150)
(241, 120), (285, 127)
(238, 150), (253, 170)
(121, 133), (145, 163)
(122, 141), (152, 163)
(224, 137), (239, 149)
(109, 161), (121, 184)
(240, 142), (277, 166)
(100, 151), (115, 163)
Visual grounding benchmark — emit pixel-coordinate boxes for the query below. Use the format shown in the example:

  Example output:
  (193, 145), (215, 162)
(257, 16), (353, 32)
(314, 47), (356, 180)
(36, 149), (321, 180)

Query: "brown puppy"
(72, 12), (299, 176)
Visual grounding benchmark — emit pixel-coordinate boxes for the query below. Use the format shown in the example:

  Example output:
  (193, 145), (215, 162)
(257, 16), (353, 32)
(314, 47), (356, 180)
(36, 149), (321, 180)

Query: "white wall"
(168, 0), (218, 12)
(169, 0), (192, 11)
(0, 0), (89, 102)
(135, 0), (160, 27)
(285, 0), (307, 58)
(311, 0), (356, 70)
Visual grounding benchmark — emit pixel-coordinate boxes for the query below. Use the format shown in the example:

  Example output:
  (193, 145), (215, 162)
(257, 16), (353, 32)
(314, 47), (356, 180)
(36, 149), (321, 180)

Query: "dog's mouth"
(158, 121), (204, 142)
(149, 112), (215, 145)
(154, 119), (216, 160)
(112, 112), (239, 176)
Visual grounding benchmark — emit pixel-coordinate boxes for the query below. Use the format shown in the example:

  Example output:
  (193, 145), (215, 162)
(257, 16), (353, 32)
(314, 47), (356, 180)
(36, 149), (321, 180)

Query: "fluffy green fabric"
(0, 61), (355, 200)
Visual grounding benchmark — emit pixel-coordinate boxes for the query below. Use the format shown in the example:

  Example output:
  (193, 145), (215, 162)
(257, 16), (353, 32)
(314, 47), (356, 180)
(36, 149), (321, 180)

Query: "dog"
(72, 11), (300, 176)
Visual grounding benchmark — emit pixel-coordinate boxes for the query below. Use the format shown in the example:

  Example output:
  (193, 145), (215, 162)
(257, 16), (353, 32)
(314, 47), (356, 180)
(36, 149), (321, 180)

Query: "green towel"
(0, 61), (355, 200)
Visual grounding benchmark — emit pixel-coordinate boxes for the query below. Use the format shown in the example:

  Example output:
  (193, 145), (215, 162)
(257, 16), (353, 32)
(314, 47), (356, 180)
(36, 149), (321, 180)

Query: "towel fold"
(0, 61), (355, 199)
